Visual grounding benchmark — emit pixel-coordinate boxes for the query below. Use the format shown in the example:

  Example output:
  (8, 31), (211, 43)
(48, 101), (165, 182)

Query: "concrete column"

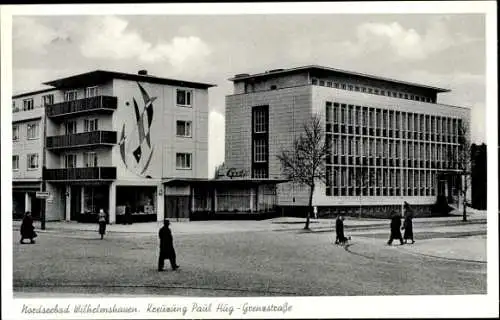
(25, 192), (32, 212)
(108, 182), (116, 224)
(214, 188), (218, 212)
(250, 187), (255, 212)
(65, 185), (71, 221)
(157, 184), (164, 222)
(80, 187), (85, 214)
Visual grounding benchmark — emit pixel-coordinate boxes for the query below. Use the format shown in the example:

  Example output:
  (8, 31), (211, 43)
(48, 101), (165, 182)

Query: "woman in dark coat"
(158, 219), (179, 271)
(387, 211), (404, 245)
(402, 202), (415, 244)
(335, 215), (347, 245)
(20, 211), (36, 244)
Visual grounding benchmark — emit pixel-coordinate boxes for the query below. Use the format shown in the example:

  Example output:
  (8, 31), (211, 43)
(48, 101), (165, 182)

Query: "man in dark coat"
(124, 204), (132, 225)
(402, 202), (415, 244)
(387, 211), (404, 245)
(335, 215), (346, 245)
(158, 219), (179, 271)
(20, 211), (37, 244)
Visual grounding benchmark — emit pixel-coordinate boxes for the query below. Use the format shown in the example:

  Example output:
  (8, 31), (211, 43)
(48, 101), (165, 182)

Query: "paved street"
(13, 217), (487, 297)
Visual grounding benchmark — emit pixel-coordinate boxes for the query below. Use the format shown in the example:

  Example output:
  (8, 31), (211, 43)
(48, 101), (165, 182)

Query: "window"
(176, 153), (192, 169)
(348, 85), (354, 91)
(311, 79), (318, 85)
(64, 90), (78, 101)
(176, 89), (192, 107)
(368, 88), (373, 93)
(362, 87), (366, 92)
(176, 120), (192, 137)
(12, 100), (18, 112)
(65, 154), (77, 168)
(404, 93), (409, 99)
(319, 80), (325, 86)
(326, 81), (332, 87)
(374, 89), (379, 94)
(381, 90), (385, 96)
(342, 84), (347, 90)
(254, 139), (267, 162)
(42, 94), (54, 106)
(13, 155), (19, 170)
(399, 93), (404, 98)
(355, 86), (360, 91)
(84, 152), (98, 167)
(334, 82), (339, 88)
(84, 119), (98, 132)
(13, 125), (19, 141)
(27, 153), (39, 170)
(65, 121), (77, 135)
(27, 122), (39, 139)
(86, 86), (99, 98)
(253, 107), (268, 133)
(23, 98), (34, 111)
(392, 92), (397, 97)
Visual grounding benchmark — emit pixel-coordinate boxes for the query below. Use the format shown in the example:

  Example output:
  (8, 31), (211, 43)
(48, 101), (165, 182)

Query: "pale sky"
(12, 14), (487, 175)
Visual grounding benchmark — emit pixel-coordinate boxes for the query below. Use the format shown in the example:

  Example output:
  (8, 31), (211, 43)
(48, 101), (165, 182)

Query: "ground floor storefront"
(12, 181), (42, 220)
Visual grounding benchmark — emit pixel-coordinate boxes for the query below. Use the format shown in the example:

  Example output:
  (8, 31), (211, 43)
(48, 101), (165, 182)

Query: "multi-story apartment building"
(225, 65), (471, 217)
(13, 69), (214, 223)
(12, 88), (57, 220)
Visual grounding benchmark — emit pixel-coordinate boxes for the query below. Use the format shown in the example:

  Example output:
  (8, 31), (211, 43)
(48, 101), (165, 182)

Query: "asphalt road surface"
(13, 227), (486, 297)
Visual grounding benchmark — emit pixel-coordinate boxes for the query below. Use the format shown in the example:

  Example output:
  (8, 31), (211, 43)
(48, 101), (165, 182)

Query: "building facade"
(13, 70), (214, 223)
(12, 89), (57, 220)
(225, 65), (471, 217)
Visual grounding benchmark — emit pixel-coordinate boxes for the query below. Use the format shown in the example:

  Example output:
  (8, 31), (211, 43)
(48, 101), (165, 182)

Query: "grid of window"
(253, 109), (268, 133)
(176, 153), (192, 169)
(65, 154), (77, 168)
(84, 119), (98, 132)
(13, 125), (19, 141)
(27, 153), (39, 170)
(86, 86), (99, 98)
(254, 139), (268, 162)
(65, 90), (78, 102)
(324, 101), (462, 197)
(42, 94), (54, 106)
(27, 122), (39, 139)
(13, 155), (19, 170)
(23, 98), (34, 111)
(176, 89), (192, 107)
(312, 78), (435, 103)
(84, 152), (98, 167)
(176, 120), (192, 137)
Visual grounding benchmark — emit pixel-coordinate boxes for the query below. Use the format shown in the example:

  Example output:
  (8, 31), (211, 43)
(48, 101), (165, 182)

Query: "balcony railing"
(44, 167), (117, 181)
(46, 96), (117, 118)
(46, 131), (117, 150)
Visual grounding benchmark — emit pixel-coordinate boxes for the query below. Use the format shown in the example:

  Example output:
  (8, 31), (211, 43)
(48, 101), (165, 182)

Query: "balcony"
(44, 167), (116, 181)
(46, 131), (117, 150)
(46, 96), (117, 119)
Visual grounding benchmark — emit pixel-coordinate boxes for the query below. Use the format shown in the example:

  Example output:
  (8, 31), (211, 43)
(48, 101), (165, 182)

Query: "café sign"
(216, 166), (248, 179)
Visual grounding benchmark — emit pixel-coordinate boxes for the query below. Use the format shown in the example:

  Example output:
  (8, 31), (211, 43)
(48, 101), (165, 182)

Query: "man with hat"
(158, 219), (179, 271)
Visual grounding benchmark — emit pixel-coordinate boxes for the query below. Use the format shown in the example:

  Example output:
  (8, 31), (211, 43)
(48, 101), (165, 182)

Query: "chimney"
(138, 70), (148, 76)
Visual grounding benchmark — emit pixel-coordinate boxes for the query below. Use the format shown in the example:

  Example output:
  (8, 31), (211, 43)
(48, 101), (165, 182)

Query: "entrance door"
(165, 196), (190, 220)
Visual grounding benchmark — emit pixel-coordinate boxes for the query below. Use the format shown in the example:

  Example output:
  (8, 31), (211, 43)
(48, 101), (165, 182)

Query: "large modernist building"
(225, 65), (471, 217)
(12, 70), (214, 223)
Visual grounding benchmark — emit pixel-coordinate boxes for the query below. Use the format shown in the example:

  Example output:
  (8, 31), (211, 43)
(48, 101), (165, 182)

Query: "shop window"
(311, 79), (318, 85)
(176, 89), (192, 107)
(176, 120), (192, 137)
(176, 153), (192, 169)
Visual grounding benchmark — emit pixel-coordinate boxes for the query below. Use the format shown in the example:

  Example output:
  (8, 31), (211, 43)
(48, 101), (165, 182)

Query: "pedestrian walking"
(125, 204), (132, 225)
(387, 211), (404, 245)
(158, 219), (179, 272)
(335, 215), (348, 245)
(402, 202), (415, 244)
(20, 211), (37, 244)
(98, 209), (107, 240)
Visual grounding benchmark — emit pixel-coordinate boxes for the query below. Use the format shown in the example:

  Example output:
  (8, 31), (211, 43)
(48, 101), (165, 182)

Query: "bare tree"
(277, 114), (330, 230)
(446, 121), (471, 221)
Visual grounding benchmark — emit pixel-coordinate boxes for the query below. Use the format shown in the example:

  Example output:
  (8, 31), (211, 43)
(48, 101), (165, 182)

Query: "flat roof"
(163, 178), (289, 186)
(43, 70), (216, 90)
(228, 65), (451, 93)
(12, 88), (57, 99)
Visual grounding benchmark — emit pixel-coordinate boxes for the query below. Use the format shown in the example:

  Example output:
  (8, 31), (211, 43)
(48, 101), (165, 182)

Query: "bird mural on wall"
(118, 82), (157, 178)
